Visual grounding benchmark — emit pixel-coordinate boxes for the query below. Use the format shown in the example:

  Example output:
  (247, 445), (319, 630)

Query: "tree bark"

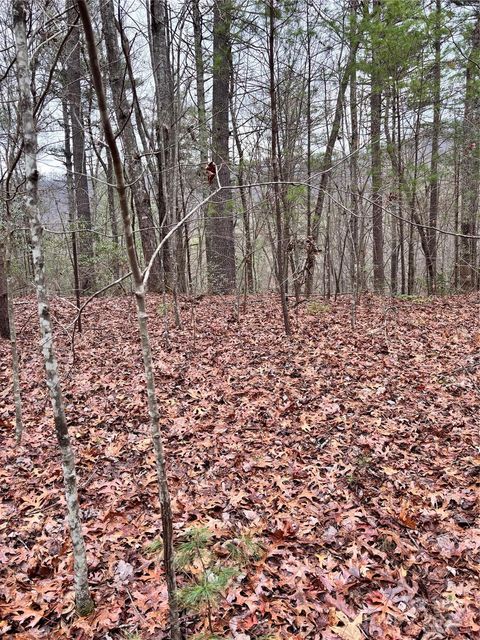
(305, 37), (360, 296)
(428, 0), (442, 293)
(269, 0), (291, 334)
(459, 10), (480, 291)
(77, 2), (180, 637)
(65, 3), (95, 293)
(207, 0), (236, 294)
(13, 0), (93, 615)
(0, 244), (9, 339)
(371, 0), (384, 294)
(149, 0), (175, 287)
(349, 0), (361, 294)
(99, 0), (162, 292)
(230, 67), (254, 293)
(62, 97), (82, 332)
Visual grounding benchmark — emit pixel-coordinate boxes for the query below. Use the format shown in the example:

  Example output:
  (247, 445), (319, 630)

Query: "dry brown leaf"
(330, 610), (363, 640)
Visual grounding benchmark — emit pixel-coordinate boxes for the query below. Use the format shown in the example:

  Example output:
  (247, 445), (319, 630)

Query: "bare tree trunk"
(62, 98), (82, 332)
(207, 0), (236, 294)
(349, 0), (361, 294)
(13, 0), (93, 615)
(460, 10), (480, 291)
(2, 206), (24, 442)
(65, 3), (95, 293)
(305, 35), (360, 296)
(192, 0), (208, 166)
(77, 2), (180, 636)
(396, 90), (406, 294)
(269, 0), (291, 334)
(150, 0), (175, 287)
(454, 124), (460, 289)
(306, 3), (312, 244)
(5, 234), (24, 442)
(371, 0), (384, 294)
(408, 109), (421, 295)
(106, 152), (121, 279)
(230, 71), (254, 293)
(0, 244), (9, 339)
(387, 90), (398, 294)
(428, 0), (441, 294)
(99, 0), (162, 292)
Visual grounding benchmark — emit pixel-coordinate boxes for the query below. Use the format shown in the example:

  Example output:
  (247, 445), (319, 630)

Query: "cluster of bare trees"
(1, 0), (480, 320)
(6, 2), (480, 359)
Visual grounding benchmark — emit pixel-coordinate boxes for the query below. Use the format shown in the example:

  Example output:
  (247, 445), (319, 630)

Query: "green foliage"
(143, 538), (163, 554)
(359, 0), (427, 86)
(175, 526), (212, 569)
(285, 184), (307, 205)
(177, 566), (238, 610)
(176, 526), (263, 634)
(225, 534), (264, 565)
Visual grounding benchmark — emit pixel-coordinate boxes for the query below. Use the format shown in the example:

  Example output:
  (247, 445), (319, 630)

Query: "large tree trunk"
(206, 0), (236, 294)
(149, 0), (175, 287)
(459, 10), (480, 291)
(99, 0), (163, 292)
(13, 0), (93, 615)
(65, 3), (95, 293)
(77, 2), (180, 636)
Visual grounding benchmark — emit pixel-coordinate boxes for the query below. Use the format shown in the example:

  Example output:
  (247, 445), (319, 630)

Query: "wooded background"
(1, 0), (480, 339)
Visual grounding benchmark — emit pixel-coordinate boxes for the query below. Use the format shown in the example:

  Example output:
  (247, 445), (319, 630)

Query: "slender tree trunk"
(192, 0), (208, 166)
(5, 230), (24, 442)
(0, 244), (9, 339)
(230, 72), (254, 293)
(99, 0), (162, 292)
(62, 98), (82, 332)
(460, 10), (480, 291)
(349, 2), (360, 294)
(106, 152), (120, 278)
(396, 90), (406, 294)
(65, 3), (95, 293)
(371, 0), (384, 293)
(306, 3), (312, 243)
(428, 0), (441, 293)
(387, 91), (398, 294)
(2, 203), (24, 443)
(408, 109), (421, 295)
(454, 125), (460, 289)
(305, 34), (361, 296)
(13, 0), (93, 615)
(77, 2), (180, 636)
(269, 0), (291, 334)
(207, 0), (236, 293)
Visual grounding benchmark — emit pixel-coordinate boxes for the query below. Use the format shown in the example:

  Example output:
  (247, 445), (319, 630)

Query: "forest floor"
(0, 294), (479, 640)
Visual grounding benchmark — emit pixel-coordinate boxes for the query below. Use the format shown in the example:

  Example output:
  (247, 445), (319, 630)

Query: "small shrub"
(176, 526), (263, 635)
